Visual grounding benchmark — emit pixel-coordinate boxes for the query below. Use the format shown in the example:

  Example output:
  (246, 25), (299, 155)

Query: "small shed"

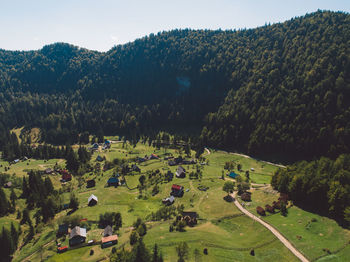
(88, 194), (98, 206)
(176, 166), (186, 178)
(57, 246), (68, 253)
(228, 172), (238, 179)
(45, 168), (53, 174)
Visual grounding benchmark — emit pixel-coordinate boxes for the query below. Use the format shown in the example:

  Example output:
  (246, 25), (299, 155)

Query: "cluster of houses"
(56, 223), (118, 253)
(168, 156), (196, 166)
(90, 140), (112, 151)
(256, 193), (289, 216)
(137, 153), (159, 163)
(162, 184), (184, 205)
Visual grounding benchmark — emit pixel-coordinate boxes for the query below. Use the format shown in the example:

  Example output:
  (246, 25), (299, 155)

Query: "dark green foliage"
(0, 227), (15, 261)
(129, 231), (139, 246)
(176, 242), (189, 262)
(0, 188), (10, 216)
(0, 11), (348, 160)
(98, 212), (122, 230)
(150, 205), (177, 221)
(69, 193), (79, 210)
(272, 154), (350, 223)
(20, 209), (31, 225)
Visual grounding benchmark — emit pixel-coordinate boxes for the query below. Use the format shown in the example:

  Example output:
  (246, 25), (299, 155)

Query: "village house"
(86, 179), (95, 188)
(60, 170), (72, 182)
(176, 166), (186, 178)
(182, 211), (198, 226)
(170, 184), (184, 197)
(101, 235), (118, 248)
(149, 153), (159, 160)
(107, 177), (119, 187)
(69, 226), (87, 246)
(88, 194), (98, 206)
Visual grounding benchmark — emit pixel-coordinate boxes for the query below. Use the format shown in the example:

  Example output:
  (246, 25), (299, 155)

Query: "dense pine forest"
(0, 10), (349, 160)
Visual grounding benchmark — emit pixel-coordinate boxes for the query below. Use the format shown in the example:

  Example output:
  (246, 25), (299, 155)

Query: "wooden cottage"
(69, 226), (86, 246)
(162, 195), (175, 205)
(107, 177), (119, 187)
(182, 211), (198, 226)
(103, 225), (113, 237)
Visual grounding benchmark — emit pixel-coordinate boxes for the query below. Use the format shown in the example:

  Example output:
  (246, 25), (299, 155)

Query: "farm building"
(101, 235), (118, 248)
(69, 226), (86, 246)
(57, 224), (69, 237)
(265, 204), (275, 213)
(91, 143), (99, 150)
(86, 179), (95, 188)
(241, 192), (251, 201)
(107, 177), (119, 187)
(256, 206), (266, 216)
(88, 194), (98, 206)
(176, 166), (186, 178)
(171, 184), (184, 197)
(228, 172), (239, 179)
(162, 195), (175, 205)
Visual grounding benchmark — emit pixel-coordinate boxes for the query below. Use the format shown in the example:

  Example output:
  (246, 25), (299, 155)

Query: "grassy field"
(1, 141), (349, 261)
(243, 188), (350, 261)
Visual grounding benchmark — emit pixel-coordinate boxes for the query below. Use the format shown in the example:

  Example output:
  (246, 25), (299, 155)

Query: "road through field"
(230, 192), (309, 262)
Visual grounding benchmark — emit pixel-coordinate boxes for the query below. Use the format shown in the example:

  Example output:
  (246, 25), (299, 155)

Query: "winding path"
(230, 192), (309, 262)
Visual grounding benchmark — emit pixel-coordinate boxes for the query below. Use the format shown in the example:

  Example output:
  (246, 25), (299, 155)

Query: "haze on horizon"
(1, 0), (349, 52)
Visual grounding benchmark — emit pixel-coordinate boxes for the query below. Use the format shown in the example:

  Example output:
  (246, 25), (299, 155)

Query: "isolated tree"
(176, 242), (189, 262)
(223, 181), (235, 195)
(69, 193), (79, 210)
(280, 201), (288, 217)
(130, 231), (139, 245)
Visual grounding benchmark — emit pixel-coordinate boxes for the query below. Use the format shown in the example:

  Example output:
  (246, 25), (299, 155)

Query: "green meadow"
(1, 141), (348, 261)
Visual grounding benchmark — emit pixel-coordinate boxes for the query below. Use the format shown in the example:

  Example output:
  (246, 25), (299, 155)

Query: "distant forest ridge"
(0, 10), (349, 160)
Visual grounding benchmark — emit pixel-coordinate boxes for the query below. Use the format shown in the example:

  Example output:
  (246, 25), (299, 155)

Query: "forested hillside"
(0, 10), (349, 160)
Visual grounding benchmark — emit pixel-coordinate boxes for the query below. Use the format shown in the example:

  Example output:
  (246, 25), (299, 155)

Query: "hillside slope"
(0, 10), (349, 159)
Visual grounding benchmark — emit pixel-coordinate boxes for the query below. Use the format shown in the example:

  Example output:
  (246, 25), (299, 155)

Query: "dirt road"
(231, 192), (309, 262)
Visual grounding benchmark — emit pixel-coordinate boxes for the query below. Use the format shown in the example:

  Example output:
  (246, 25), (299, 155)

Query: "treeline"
(271, 154), (350, 225)
(0, 11), (349, 159)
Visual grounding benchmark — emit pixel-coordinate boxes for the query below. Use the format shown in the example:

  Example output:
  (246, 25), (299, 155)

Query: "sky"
(0, 0), (349, 52)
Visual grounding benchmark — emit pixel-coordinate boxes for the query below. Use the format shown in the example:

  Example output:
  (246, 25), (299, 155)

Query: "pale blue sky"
(0, 0), (349, 51)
